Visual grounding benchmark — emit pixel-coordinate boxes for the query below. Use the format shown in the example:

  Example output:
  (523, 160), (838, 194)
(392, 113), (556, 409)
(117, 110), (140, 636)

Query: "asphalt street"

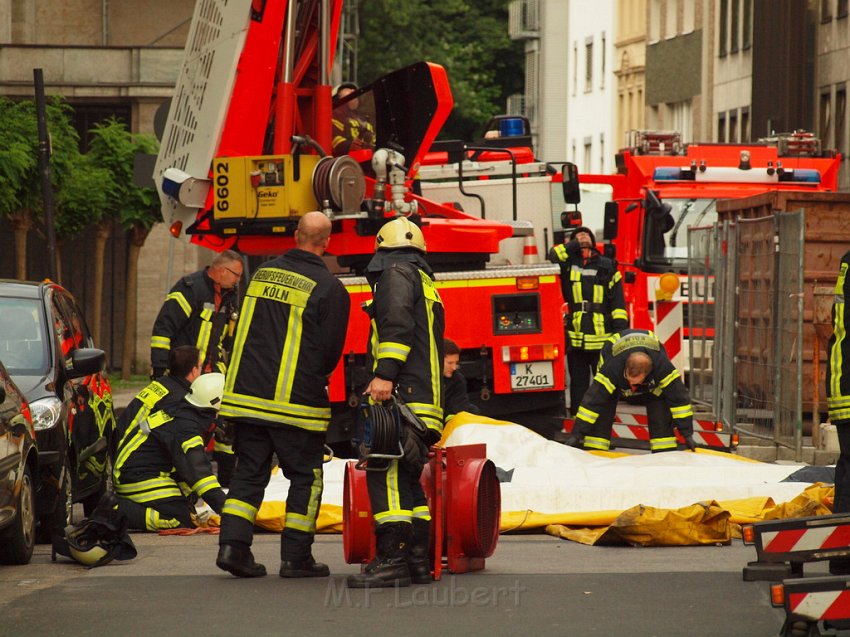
(0, 530), (796, 637)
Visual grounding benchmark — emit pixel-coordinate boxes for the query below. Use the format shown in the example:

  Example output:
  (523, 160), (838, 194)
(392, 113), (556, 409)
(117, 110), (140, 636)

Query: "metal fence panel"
(774, 211), (805, 458)
(686, 225), (716, 407)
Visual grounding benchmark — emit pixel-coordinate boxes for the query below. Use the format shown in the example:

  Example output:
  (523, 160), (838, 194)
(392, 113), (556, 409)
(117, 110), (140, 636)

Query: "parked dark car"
(0, 358), (37, 564)
(0, 280), (115, 541)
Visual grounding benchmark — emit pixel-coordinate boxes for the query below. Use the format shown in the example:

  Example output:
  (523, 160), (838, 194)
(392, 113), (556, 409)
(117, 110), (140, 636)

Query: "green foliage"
(55, 154), (115, 239)
(357, 0), (524, 140)
(0, 97), (83, 222)
(87, 118), (161, 231)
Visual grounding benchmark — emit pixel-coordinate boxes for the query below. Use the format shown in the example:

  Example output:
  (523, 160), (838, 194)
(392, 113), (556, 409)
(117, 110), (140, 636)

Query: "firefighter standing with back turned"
(564, 329), (697, 453)
(347, 216), (445, 589)
(827, 250), (850, 575)
(548, 226), (629, 416)
(215, 212), (350, 579)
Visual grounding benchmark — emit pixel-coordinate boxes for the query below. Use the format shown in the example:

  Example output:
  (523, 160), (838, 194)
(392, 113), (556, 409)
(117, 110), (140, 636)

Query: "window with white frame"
(585, 37), (594, 92)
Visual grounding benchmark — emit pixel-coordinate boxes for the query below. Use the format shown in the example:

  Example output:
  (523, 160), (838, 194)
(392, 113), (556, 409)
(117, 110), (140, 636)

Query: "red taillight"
(501, 344), (560, 362)
(742, 525), (755, 544)
(169, 221), (183, 238)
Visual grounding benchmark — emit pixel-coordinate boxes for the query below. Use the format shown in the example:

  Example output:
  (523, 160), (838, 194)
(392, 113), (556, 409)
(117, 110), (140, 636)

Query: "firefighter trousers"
(567, 347), (601, 417)
(584, 394), (676, 452)
(219, 420), (325, 562)
(366, 458), (430, 527)
(116, 496), (195, 532)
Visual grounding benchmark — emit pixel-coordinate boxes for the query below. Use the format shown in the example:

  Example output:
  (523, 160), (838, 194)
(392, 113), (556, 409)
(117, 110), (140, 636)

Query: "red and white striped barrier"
(561, 412), (732, 451)
(653, 299), (684, 374)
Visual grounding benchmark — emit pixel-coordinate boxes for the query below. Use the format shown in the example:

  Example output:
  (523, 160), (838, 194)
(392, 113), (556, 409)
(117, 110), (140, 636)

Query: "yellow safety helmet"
(375, 217), (426, 252)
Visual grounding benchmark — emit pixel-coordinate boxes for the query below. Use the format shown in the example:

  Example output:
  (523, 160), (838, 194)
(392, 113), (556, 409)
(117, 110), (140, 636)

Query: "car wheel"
(37, 456), (72, 544)
(0, 464), (36, 564)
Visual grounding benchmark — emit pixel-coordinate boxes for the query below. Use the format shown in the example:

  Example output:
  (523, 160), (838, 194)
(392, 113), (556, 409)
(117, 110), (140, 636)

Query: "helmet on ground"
(375, 217), (426, 252)
(53, 494), (137, 568)
(569, 226), (596, 244)
(186, 372), (225, 411)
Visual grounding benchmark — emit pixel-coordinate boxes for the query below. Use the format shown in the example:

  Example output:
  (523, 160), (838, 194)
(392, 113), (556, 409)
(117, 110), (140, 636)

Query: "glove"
(151, 367), (166, 380)
(683, 435), (697, 451)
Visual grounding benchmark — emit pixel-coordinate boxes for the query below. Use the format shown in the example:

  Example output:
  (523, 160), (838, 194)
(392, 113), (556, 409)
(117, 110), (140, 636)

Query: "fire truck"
(152, 0), (572, 445)
(585, 130), (840, 350)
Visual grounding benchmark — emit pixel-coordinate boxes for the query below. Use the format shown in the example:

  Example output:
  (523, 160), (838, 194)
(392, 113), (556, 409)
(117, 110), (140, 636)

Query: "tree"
(0, 97), (82, 279)
(86, 119), (160, 379)
(357, 0), (524, 140)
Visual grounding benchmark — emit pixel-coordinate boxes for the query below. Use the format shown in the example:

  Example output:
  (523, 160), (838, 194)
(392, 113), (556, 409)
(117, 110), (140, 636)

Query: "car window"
(51, 292), (84, 359)
(0, 299), (48, 373)
(54, 291), (92, 349)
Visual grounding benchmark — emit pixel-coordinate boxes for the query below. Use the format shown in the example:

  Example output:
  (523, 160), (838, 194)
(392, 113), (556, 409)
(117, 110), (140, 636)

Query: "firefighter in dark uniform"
(549, 226), (629, 416)
(564, 329), (697, 453)
(332, 82), (375, 157)
(150, 249), (244, 486)
(112, 361), (227, 531)
(215, 212), (350, 579)
(827, 250), (850, 575)
(346, 216), (445, 589)
(443, 337), (479, 423)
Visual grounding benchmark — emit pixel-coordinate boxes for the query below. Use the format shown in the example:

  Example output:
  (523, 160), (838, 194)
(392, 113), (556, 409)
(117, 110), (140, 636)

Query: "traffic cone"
(522, 234), (539, 264)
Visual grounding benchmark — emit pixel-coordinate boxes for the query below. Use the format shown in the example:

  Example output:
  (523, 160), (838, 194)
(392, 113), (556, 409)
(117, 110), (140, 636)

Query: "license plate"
(509, 361), (554, 391)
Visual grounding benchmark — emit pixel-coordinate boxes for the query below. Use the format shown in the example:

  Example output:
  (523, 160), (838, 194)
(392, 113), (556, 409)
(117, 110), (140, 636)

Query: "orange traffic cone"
(522, 234), (539, 264)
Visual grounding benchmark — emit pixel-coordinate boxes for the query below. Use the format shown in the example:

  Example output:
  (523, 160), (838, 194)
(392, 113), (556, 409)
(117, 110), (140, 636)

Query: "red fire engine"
(583, 129), (840, 347)
(153, 0), (570, 446)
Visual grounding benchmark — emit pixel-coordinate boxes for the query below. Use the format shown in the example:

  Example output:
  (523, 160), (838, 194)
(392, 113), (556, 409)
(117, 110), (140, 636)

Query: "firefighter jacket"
(219, 249), (350, 433)
(112, 387), (225, 514)
(575, 329), (694, 437)
(365, 251), (445, 437)
(150, 268), (239, 374)
(828, 250), (850, 422)
(332, 105), (375, 156)
(548, 240), (628, 351)
(113, 375), (189, 456)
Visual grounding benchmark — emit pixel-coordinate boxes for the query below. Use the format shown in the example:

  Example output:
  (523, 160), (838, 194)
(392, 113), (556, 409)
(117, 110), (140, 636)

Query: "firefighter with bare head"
(347, 216), (444, 589)
(564, 329), (697, 453)
(215, 211), (350, 579)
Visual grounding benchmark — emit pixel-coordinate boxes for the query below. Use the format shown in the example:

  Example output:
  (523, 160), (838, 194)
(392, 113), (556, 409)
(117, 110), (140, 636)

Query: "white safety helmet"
(186, 373), (225, 411)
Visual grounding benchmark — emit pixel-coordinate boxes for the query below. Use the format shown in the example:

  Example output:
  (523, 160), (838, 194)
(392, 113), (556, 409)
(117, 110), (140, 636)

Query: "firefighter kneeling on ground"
(564, 329), (697, 453)
(347, 217), (445, 589)
(112, 347), (227, 531)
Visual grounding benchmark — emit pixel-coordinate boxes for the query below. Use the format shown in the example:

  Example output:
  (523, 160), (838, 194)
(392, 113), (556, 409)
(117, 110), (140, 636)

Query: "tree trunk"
(10, 210), (31, 280)
(54, 243), (63, 285)
(91, 220), (112, 345)
(121, 223), (150, 380)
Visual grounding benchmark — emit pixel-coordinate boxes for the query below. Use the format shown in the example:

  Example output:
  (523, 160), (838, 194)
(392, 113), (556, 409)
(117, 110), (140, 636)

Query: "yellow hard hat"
(375, 217), (426, 252)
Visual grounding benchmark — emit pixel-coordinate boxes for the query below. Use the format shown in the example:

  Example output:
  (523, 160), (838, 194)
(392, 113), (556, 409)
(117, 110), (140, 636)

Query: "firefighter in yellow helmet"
(347, 216), (445, 588)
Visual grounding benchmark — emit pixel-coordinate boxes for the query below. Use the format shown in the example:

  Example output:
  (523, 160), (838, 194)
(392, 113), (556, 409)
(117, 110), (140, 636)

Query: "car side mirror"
(68, 348), (106, 380)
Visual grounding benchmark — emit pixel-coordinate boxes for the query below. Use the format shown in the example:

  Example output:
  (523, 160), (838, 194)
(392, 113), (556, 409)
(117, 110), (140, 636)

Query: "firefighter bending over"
(827, 250), (850, 576)
(112, 347), (227, 531)
(564, 329), (697, 453)
(216, 211), (350, 579)
(347, 217), (444, 589)
(548, 226), (628, 416)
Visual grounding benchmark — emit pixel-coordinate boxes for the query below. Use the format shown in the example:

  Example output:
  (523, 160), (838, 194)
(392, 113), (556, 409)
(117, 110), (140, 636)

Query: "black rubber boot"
(216, 544), (267, 578)
(346, 522), (412, 588)
(407, 519), (432, 584)
(280, 555), (330, 578)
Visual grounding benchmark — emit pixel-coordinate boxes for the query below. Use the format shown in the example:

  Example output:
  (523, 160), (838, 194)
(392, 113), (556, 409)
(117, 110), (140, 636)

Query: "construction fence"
(687, 211), (805, 460)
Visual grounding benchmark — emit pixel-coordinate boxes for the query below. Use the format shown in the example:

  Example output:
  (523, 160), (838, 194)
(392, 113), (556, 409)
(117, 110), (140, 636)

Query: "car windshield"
(643, 197), (718, 267)
(0, 298), (48, 374)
